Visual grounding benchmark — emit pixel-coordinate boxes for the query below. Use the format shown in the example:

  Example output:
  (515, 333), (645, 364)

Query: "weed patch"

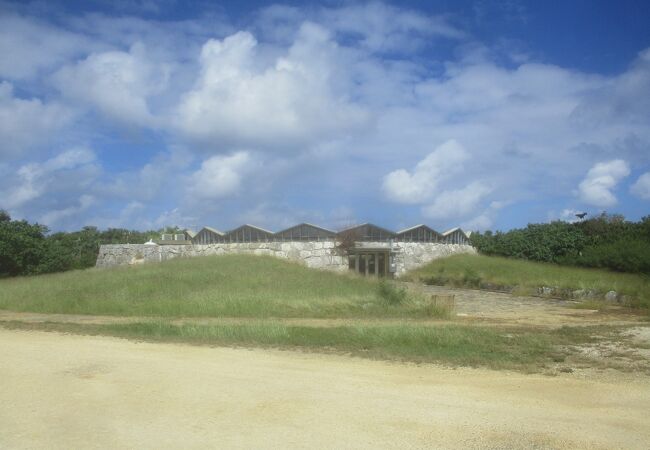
(408, 254), (650, 310)
(0, 320), (613, 372)
(0, 255), (448, 319)
(377, 281), (408, 306)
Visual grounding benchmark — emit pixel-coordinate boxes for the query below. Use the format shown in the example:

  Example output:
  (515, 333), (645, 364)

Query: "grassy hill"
(404, 254), (650, 309)
(1, 253), (647, 372)
(0, 254), (444, 319)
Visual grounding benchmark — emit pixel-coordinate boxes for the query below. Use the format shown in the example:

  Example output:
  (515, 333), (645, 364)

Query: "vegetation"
(470, 213), (650, 274)
(0, 210), (51, 277)
(405, 254), (650, 309)
(0, 209), (180, 277)
(0, 248), (643, 373)
(0, 254), (449, 319)
(0, 320), (609, 372)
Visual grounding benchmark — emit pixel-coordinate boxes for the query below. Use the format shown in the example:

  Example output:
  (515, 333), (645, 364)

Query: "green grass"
(1, 252), (642, 373)
(0, 254), (447, 319)
(0, 320), (606, 371)
(405, 254), (650, 309)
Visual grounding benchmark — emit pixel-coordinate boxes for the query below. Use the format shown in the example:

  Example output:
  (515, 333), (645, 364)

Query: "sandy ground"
(2, 328), (650, 449)
(423, 285), (645, 327)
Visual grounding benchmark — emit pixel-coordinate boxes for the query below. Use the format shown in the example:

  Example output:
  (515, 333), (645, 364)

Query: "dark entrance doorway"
(348, 251), (390, 277)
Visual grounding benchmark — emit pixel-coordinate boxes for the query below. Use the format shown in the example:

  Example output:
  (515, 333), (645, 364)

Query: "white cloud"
(84, 201), (199, 231)
(187, 152), (252, 200)
(631, 172), (650, 200)
(235, 202), (325, 231)
(176, 25), (370, 150)
(0, 82), (74, 158)
(557, 208), (585, 223)
(577, 160), (630, 207)
(255, 2), (462, 52)
(461, 199), (509, 231)
(382, 139), (469, 203)
(43, 147), (96, 172)
(102, 149), (191, 202)
(0, 13), (97, 80)
(1, 5), (650, 231)
(461, 213), (493, 231)
(53, 43), (169, 127)
(322, 2), (464, 52)
(422, 181), (492, 220)
(1, 147), (96, 210)
(39, 194), (95, 226)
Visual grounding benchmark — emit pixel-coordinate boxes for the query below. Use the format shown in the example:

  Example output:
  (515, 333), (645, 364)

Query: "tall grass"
(406, 254), (650, 308)
(0, 254), (447, 318)
(2, 320), (601, 371)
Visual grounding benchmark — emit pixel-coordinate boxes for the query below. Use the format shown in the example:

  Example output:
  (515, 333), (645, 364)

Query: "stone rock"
(604, 290), (618, 303)
(538, 286), (554, 296)
(572, 289), (586, 299)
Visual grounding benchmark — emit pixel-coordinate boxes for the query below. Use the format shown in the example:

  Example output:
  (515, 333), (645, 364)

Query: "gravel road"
(2, 328), (649, 449)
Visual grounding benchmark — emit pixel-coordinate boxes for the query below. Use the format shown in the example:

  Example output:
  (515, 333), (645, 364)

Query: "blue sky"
(1, 0), (649, 233)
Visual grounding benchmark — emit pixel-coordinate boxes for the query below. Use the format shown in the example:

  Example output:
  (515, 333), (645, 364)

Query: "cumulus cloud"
(461, 200), (509, 231)
(631, 172), (650, 200)
(0, 82), (74, 158)
(570, 48), (650, 127)
(1, 4), (650, 231)
(177, 24), (370, 150)
(422, 181), (492, 220)
(382, 140), (469, 203)
(255, 2), (462, 52)
(461, 213), (493, 231)
(0, 12), (97, 80)
(53, 43), (169, 126)
(102, 149), (191, 202)
(577, 160), (630, 207)
(558, 209), (584, 223)
(0, 148), (96, 212)
(39, 194), (95, 226)
(187, 152), (253, 200)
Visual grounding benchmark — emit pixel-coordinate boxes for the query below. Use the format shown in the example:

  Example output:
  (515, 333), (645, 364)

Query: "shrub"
(377, 280), (408, 305)
(462, 268), (481, 287)
(421, 267), (448, 286)
(423, 294), (455, 317)
(470, 213), (650, 274)
(577, 239), (650, 273)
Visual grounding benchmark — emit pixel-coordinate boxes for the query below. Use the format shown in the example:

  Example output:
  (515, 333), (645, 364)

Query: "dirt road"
(1, 328), (649, 449)
(422, 285), (644, 327)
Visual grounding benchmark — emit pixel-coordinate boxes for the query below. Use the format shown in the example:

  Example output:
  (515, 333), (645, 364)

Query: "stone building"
(96, 222), (475, 277)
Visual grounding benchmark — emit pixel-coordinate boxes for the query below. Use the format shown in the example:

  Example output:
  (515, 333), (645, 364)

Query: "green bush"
(377, 280), (408, 305)
(0, 209), (184, 277)
(462, 268), (482, 287)
(0, 212), (49, 277)
(471, 214), (650, 274)
(577, 239), (650, 273)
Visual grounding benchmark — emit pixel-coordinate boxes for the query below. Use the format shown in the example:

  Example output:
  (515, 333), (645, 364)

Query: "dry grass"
(406, 254), (650, 309)
(0, 254), (449, 319)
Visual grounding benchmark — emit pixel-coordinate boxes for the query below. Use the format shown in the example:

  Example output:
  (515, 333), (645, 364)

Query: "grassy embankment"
(0, 254), (448, 319)
(404, 254), (650, 309)
(0, 253), (636, 371)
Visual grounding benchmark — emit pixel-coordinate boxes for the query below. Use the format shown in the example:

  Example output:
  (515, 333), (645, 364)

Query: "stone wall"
(95, 241), (476, 276)
(95, 241), (349, 272)
(393, 242), (477, 275)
